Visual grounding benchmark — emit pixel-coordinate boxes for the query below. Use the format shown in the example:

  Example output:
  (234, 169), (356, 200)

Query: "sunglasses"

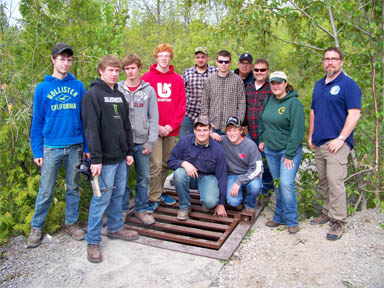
(253, 68), (267, 72)
(218, 60), (230, 64)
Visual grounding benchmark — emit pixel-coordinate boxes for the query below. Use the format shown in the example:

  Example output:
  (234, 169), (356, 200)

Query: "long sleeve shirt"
(168, 134), (227, 204)
(201, 71), (246, 130)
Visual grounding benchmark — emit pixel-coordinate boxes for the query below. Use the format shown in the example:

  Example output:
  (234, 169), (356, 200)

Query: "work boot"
(26, 228), (43, 248)
(265, 220), (281, 228)
(106, 229), (139, 241)
(326, 220), (345, 241)
(87, 244), (102, 263)
(310, 213), (330, 225)
(136, 212), (155, 225)
(288, 226), (300, 234)
(177, 208), (190, 221)
(259, 195), (271, 206)
(64, 223), (85, 241)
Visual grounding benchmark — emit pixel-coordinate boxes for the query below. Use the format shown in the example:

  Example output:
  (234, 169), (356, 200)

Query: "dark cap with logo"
(52, 42), (74, 56)
(194, 115), (210, 127)
(239, 53), (253, 63)
(225, 116), (241, 128)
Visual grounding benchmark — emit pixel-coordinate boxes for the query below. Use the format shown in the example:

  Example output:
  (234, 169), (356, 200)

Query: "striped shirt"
(201, 71), (246, 130)
(182, 65), (218, 120)
(245, 81), (272, 141)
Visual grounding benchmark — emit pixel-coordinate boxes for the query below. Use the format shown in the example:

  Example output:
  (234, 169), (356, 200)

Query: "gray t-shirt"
(221, 136), (263, 185)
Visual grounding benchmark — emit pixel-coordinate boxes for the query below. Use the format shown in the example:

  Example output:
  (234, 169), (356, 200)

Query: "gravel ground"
(211, 207), (384, 288)
(1, 207), (383, 288)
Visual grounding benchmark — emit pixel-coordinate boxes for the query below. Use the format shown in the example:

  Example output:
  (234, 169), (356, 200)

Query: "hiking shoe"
(288, 226), (300, 234)
(265, 220), (281, 228)
(64, 223), (85, 241)
(326, 220), (345, 241)
(87, 244), (102, 263)
(26, 228), (43, 248)
(106, 229), (139, 241)
(146, 201), (160, 213)
(177, 209), (190, 221)
(136, 212), (155, 225)
(160, 193), (176, 205)
(310, 213), (330, 225)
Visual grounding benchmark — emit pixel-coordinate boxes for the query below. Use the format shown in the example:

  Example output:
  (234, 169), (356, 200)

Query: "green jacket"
(258, 90), (304, 160)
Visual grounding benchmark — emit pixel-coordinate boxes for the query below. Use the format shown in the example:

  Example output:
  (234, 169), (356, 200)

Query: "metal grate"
(124, 189), (264, 260)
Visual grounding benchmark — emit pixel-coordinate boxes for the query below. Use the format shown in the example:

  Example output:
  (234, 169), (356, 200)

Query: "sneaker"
(160, 193), (176, 205)
(64, 223), (85, 241)
(26, 228), (43, 248)
(106, 228), (139, 241)
(310, 213), (330, 225)
(146, 201), (160, 213)
(326, 220), (344, 241)
(265, 220), (281, 228)
(87, 244), (102, 263)
(288, 226), (300, 234)
(136, 212), (155, 225)
(201, 205), (212, 212)
(177, 208), (190, 221)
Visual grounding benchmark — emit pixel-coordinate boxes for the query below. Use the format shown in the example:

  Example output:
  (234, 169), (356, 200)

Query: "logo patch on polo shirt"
(330, 85), (340, 95)
(238, 153), (246, 159)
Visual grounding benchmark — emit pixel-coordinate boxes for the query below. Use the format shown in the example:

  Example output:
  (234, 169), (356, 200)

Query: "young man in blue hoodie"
(28, 43), (89, 248)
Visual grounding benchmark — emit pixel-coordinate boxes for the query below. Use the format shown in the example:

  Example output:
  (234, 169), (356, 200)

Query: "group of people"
(27, 42), (361, 263)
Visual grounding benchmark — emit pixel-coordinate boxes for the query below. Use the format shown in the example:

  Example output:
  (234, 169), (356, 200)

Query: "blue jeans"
(86, 160), (126, 245)
(226, 174), (262, 209)
(179, 115), (194, 139)
(31, 144), (82, 229)
(246, 134), (274, 195)
(264, 146), (303, 227)
(122, 145), (150, 213)
(173, 168), (219, 210)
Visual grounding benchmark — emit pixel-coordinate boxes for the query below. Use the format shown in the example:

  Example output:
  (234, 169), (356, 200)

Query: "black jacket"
(82, 79), (134, 165)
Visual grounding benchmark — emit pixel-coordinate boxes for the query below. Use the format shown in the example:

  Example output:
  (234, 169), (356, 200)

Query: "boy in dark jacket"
(82, 55), (138, 263)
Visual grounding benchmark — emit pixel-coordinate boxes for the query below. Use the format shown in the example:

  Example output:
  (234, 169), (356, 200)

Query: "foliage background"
(0, 0), (382, 242)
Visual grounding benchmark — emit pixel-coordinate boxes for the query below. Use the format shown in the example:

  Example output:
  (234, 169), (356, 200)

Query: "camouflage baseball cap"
(194, 46), (208, 55)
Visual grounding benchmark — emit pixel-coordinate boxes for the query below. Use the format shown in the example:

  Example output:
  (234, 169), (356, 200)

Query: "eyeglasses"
(253, 68), (267, 72)
(218, 60), (230, 64)
(323, 57), (340, 62)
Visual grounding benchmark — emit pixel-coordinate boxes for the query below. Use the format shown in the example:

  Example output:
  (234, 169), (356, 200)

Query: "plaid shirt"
(245, 81), (272, 141)
(182, 65), (218, 120)
(201, 71), (246, 130)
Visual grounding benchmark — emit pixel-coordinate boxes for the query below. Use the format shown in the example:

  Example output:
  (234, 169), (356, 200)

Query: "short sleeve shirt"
(311, 72), (361, 149)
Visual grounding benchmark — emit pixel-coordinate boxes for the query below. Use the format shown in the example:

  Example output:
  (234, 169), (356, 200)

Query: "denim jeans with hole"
(264, 146), (302, 227)
(173, 168), (219, 210)
(226, 174), (262, 209)
(122, 144), (150, 213)
(31, 144), (82, 229)
(86, 160), (126, 245)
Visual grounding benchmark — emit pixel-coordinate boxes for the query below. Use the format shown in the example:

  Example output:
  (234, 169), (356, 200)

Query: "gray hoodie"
(118, 80), (159, 152)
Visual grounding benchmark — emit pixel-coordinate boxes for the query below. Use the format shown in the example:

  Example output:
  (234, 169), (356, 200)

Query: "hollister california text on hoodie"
(30, 73), (88, 159)
(81, 79), (134, 165)
(141, 64), (186, 136)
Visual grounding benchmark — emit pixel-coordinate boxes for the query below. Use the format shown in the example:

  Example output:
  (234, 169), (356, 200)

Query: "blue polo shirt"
(311, 72), (361, 149)
(167, 134), (227, 204)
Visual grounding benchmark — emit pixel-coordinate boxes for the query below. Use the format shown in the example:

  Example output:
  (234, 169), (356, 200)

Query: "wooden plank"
(126, 216), (223, 239)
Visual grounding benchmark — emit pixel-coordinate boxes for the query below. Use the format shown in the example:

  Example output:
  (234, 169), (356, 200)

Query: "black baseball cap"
(52, 42), (74, 56)
(239, 53), (253, 63)
(225, 116), (241, 128)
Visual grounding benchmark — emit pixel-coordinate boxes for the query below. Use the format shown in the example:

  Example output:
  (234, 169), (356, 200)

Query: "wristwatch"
(338, 135), (345, 141)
